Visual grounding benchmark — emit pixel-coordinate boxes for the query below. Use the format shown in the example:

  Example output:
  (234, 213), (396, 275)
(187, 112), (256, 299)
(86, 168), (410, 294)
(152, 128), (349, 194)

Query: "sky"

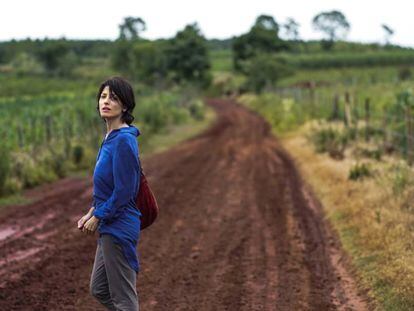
(2, 0), (414, 47)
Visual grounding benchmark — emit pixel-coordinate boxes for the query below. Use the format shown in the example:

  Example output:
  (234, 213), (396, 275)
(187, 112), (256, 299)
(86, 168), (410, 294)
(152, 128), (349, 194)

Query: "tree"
(245, 54), (294, 93)
(382, 24), (394, 46)
(34, 39), (77, 77)
(312, 10), (350, 50)
(166, 23), (211, 86)
(249, 15), (281, 51)
(232, 14), (288, 72)
(119, 17), (146, 40)
(112, 17), (146, 77)
(111, 39), (134, 76)
(282, 18), (300, 41)
(131, 41), (169, 87)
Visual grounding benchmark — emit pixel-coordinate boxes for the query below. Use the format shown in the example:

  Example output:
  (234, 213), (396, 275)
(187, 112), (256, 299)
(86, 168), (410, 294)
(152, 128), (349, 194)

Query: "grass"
(279, 122), (414, 310)
(210, 49), (233, 73)
(140, 103), (216, 157)
(0, 193), (32, 208)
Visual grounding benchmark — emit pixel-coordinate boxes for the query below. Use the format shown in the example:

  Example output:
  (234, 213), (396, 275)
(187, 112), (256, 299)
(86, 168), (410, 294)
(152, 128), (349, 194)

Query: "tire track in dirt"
(0, 98), (372, 310)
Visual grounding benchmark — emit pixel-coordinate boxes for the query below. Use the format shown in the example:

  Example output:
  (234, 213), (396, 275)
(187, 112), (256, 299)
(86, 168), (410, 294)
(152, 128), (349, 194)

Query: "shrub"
(308, 126), (348, 159)
(4, 177), (23, 194)
(50, 152), (69, 178)
(188, 99), (205, 120)
(349, 162), (372, 180)
(72, 145), (84, 165)
(398, 66), (412, 81)
(244, 53), (294, 93)
(390, 162), (414, 196)
(353, 146), (382, 161)
(11, 151), (44, 188)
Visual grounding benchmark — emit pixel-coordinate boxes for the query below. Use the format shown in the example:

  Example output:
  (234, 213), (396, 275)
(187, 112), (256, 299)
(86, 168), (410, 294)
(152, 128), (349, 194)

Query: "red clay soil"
(0, 99), (374, 310)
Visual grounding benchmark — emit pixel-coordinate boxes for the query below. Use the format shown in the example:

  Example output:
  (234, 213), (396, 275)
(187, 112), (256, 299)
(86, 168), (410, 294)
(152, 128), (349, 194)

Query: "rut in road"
(0, 98), (371, 310)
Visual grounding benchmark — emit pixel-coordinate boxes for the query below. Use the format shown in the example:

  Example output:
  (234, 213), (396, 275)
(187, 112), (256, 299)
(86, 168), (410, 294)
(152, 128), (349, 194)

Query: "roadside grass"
(279, 122), (414, 310)
(0, 193), (32, 208)
(140, 103), (216, 158)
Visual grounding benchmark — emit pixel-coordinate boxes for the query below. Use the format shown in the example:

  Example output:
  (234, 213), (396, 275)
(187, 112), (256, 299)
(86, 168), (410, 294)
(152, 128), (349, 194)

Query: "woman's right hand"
(77, 207), (95, 230)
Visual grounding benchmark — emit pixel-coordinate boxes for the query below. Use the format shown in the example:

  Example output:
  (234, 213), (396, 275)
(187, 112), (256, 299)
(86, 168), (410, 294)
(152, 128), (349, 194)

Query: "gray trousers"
(90, 234), (139, 311)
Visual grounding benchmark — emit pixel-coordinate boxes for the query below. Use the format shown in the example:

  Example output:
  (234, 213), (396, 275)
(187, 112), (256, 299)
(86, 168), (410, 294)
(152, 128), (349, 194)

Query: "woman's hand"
(77, 206), (95, 230)
(77, 213), (92, 230)
(82, 216), (100, 235)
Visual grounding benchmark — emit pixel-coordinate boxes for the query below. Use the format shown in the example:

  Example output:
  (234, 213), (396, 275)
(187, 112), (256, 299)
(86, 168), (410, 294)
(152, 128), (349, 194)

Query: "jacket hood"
(104, 125), (141, 142)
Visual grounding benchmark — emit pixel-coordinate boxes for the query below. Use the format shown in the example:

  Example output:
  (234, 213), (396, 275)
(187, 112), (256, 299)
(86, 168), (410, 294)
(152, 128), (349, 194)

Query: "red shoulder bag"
(135, 158), (159, 230)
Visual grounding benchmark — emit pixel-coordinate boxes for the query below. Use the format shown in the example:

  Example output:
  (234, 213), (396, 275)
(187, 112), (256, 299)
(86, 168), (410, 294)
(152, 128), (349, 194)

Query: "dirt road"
(0, 99), (372, 310)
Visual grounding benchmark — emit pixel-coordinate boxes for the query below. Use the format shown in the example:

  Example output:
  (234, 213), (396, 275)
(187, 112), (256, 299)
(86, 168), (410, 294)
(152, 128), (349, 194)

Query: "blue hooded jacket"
(92, 124), (142, 273)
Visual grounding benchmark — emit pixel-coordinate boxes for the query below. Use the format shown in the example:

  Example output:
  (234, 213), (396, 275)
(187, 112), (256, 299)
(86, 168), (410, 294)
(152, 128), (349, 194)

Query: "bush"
(188, 99), (205, 120)
(353, 146), (382, 161)
(131, 41), (169, 86)
(390, 162), (414, 195)
(11, 151), (45, 188)
(308, 126), (348, 159)
(72, 145), (84, 165)
(50, 151), (69, 178)
(398, 66), (412, 81)
(11, 52), (44, 76)
(245, 53), (294, 93)
(4, 177), (23, 194)
(349, 162), (372, 180)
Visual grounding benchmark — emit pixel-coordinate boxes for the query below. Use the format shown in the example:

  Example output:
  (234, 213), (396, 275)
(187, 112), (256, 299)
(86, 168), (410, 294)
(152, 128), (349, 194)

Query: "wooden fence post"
(45, 115), (52, 144)
(309, 81), (316, 118)
(344, 91), (352, 127)
(382, 113), (390, 150)
(406, 105), (413, 165)
(353, 93), (359, 141)
(331, 94), (339, 121)
(365, 98), (370, 142)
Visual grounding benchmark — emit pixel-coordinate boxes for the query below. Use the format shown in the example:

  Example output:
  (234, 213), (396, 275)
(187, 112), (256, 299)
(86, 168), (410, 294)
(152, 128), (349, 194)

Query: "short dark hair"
(96, 76), (136, 125)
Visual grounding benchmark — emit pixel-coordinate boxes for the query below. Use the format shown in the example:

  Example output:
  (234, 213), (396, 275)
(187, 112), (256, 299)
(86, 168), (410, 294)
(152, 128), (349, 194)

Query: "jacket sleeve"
(93, 137), (140, 221)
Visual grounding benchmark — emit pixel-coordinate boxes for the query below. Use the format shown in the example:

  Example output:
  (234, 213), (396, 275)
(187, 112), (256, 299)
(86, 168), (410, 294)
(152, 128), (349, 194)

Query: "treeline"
(1, 11), (414, 94)
(0, 18), (212, 88)
(228, 12), (414, 93)
(0, 39), (113, 77)
(278, 50), (414, 69)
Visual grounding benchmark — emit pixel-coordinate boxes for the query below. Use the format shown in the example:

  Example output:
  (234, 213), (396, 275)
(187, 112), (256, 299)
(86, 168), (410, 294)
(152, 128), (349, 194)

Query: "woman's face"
(98, 86), (125, 121)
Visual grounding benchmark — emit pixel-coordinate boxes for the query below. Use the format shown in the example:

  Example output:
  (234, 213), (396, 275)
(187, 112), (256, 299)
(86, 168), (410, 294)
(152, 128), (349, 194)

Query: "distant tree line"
(0, 9), (405, 92)
(0, 17), (212, 88)
(229, 10), (403, 93)
(0, 39), (113, 77)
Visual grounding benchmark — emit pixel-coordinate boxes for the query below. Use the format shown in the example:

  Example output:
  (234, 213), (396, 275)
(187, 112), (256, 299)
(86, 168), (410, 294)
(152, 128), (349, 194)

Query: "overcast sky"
(2, 0), (414, 47)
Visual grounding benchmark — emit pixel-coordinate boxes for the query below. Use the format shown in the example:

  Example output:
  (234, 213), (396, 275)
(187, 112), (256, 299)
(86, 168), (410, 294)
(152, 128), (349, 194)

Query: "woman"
(77, 76), (142, 311)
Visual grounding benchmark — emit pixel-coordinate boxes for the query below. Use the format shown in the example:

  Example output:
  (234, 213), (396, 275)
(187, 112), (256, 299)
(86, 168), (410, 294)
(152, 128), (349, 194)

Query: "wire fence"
(275, 86), (414, 165)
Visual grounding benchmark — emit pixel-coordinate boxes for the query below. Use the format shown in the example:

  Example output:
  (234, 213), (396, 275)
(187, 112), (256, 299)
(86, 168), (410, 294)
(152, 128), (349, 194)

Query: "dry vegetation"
(280, 121), (414, 310)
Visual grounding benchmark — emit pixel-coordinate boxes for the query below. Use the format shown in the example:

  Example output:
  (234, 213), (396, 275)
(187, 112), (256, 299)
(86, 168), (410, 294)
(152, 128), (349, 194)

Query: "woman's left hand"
(82, 216), (100, 235)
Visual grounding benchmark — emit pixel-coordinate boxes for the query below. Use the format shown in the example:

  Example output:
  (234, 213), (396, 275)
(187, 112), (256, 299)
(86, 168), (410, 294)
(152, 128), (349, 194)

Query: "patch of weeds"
(307, 126), (348, 160)
(349, 162), (372, 181)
